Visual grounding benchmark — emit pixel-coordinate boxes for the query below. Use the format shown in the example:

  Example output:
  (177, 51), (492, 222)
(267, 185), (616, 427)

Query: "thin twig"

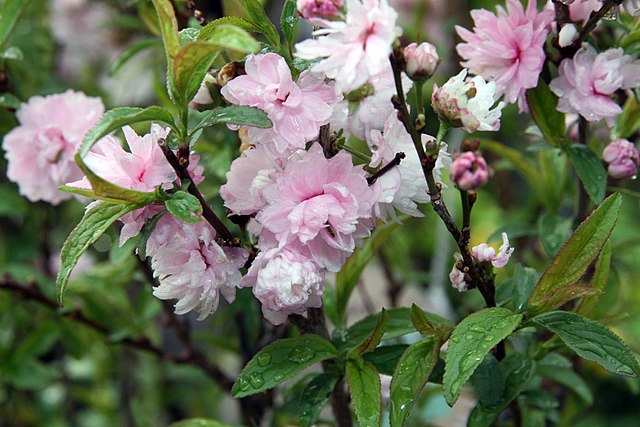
(367, 152), (406, 185)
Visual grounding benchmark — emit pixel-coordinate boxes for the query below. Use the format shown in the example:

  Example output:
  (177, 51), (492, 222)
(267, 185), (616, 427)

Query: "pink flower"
(3, 90), (104, 204)
(432, 69), (504, 133)
(602, 139), (639, 180)
(297, 0), (344, 25)
(220, 144), (288, 216)
(256, 144), (374, 272)
(449, 253), (469, 292)
(568, 0), (601, 24)
(450, 151), (490, 190)
(472, 233), (514, 268)
(295, 0), (401, 92)
(455, 0), (554, 109)
(404, 42), (439, 79)
(241, 246), (324, 325)
(150, 219), (249, 320)
(221, 53), (339, 153)
(549, 44), (640, 126)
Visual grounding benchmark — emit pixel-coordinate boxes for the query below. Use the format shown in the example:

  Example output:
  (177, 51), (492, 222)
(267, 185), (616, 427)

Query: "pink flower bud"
(297, 0), (343, 25)
(558, 23), (578, 48)
(450, 151), (489, 190)
(602, 138), (639, 180)
(403, 42), (439, 79)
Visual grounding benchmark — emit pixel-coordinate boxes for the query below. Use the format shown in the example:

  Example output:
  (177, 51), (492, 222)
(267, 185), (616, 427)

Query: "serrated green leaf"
(57, 202), (142, 304)
(198, 23), (260, 53)
(336, 221), (401, 326)
(169, 419), (233, 427)
(298, 372), (340, 427)
(78, 106), (175, 157)
(151, 0), (180, 65)
(467, 353), (535, 427)
(536, 364), (593, 405)
(338, 307), (453, 352)
(232, 334), (339, 398)
(444, 307), (523, 406)
(537, 211), (572, 257)
(526, 79), (565, 147)
(0, 0), (30, 51)
(363, 345), (408, 376)
(349, 309), (388, 358)
(280, 0), (299, 47)
(179, 27), (200, 45)
(528, 193), (621, 313)
(192, 105), (272, 134)
(567, 144), (607, 204)
(576, 240), (611, 316)
(173, 41), (221, 106)
(531, 311), (640, 377)
(109, 38), (160, 75)
(410, 303), (442, 336)
(389, 337), (439, 427)
(613, 95), (640, 139)
(346, 359), (381, 427)
(238, 0), (281, 47)
(0, 92), (20, 109)
(471, 354), (504, 408)
(511, 264), (540, 312)
(197, 17), (259, 41)
(164, 191), (202, 223)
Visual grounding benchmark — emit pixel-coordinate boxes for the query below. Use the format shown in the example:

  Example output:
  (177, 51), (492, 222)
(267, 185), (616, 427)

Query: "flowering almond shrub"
(1, 0), (640, 425)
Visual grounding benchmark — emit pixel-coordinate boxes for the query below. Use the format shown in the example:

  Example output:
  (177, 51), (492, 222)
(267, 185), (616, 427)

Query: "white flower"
(295, 0), (401, 92)
(558, 23), (579, 48)
(432, 69), (505, 133)
(449, 253), (469, 292)
(471, 233), (514, 268)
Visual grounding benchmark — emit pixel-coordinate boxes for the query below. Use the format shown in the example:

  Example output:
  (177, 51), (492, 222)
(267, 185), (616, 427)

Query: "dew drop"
(465, 334), (474, 340)
(257, 352), (272, 367)
(274, 373), (284, 382)
(237, 376), (250, 391)
(452, 336), (461, 343)
(288, 346), (315, 363)
(249, 372), (265, 388)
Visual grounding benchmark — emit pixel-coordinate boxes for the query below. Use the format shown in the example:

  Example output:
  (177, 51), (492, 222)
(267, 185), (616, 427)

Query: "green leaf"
(530, 311), (640, 377)
(576, 240), (611, 316)
(179, 27), (200, 45)
(1, 46), (22, 60)
(57, 202), (142, 304)
(536, 363), (593, 405)
(78, 106), (175, 157)
(0, 0), (30, 50)
(467, 353), (535, 427)
(197, 23), (260, 53)
(192, 105), (272, 134)
(280, 0), (299, 47)
(232, 334), (339, 397)
(336, 221), (401, 326)
(410, 303), (448, 337)
(173, 41), (221, 106)
(136, 210), (168, 260)
(346, 359), (381, 427)
(511, 264), (540, 312)
(349, 309), (388, 358)
(109, 38), (160, 75)
(537, 211), (572, 257)
(238, 0), (281, 47)
(389, 337), (439, 427)
(169, 419), (233, 427)
(164, 191), (202, 223)
(612, 95), (640, 139)
(363, 345), (408, 376)
(528, 193), (621, 314)
(298, 372), (340, 427)
(0, 92), (20, 109)
(525, 79), (565, 147)
(443, 307), (523, 406)
(567, 144), (607, 204)
(471, 354), (504, 408)
(338, 307), (453, 352)
(197, 17), (259, 41)
(151, 0), (180, 66)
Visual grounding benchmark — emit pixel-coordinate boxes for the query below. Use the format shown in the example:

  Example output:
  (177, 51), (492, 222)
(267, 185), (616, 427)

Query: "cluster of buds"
(450, 140), (490, 190)
(602, 138), (639, 180)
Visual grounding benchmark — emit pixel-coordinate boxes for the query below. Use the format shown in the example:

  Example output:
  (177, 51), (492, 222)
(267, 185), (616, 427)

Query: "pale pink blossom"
(450, 151), (490, 190)
(221, 53), (339, 153)
(3, 90), (104, 204)
(403, 42), (439, 79)
(472, 233), (514, 268)
(256, 144), (374, 272)
(220, 144), (289, 216)
(602, 139), (639, 180)
(456, 0), (554, 109)
(368, 114), (451, 220)
(568, 0), (601, 24)
(449, 253), (469, 292)
(295, 0), (401, 92)
(150, 219), (249, 320)
(333, 65), (412, 140)
(432, 69), (505, 133)
(549, 44), (640, 126)
(241, 246), (324, 325)
(297, 0), (344, 25)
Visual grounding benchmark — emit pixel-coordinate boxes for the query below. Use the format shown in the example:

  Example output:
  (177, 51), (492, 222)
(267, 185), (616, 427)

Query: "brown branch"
(0, 274), (234, 391)
(185, 0), (207, 26)
(367, 152), (406, 185)
(158, 142), (237, 244)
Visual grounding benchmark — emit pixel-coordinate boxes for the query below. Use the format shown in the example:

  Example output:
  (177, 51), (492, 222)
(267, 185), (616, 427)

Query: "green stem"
(336, 141), (371, 163)
(415, 80), (425, 118)
(461, 190), (471, 230)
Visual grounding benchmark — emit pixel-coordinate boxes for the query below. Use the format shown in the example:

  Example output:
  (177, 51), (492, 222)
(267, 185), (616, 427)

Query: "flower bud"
(189, 74), (222, 111)
(403, 42), (439, 79)
(217, 61), (245, 87)
(450, 151), (489, 190)
(297, 0), (343, 25)
(558, 23), (578, 48)
(602, 138), (639, 180)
